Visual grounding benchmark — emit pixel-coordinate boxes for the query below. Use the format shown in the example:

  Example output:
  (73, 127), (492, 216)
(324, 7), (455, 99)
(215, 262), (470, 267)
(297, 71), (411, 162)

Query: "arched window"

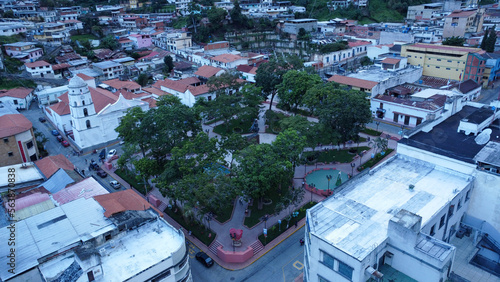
(83, 108), (88, 117)
(86, 120), (91, 129)
(82, 100), (85, 106)
(74, 102), (77, 107)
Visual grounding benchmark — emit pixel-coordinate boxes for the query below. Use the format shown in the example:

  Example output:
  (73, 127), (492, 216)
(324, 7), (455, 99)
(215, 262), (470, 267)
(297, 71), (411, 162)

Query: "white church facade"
(45, 75), (150, 149)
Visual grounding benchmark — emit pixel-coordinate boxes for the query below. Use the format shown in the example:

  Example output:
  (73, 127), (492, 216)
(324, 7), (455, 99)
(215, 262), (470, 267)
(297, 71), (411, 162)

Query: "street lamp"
(375, 121), (380, 132)
(359, 151), (364, 166)
(351, 162), (355, 176)
(309, 183), (315, 203)
(326, 175), (332, 195)
(400, 125), (405, 139)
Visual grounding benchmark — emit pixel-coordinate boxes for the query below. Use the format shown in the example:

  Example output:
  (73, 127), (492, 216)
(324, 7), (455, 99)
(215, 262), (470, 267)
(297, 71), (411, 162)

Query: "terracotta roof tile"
(102, 78), (141, 91)
(24, 60), (50, 68)
(153, 79), (189, 93)
(48, 101), (70, 116)
(381, 58), (401, 64)
(90, 87), (118, 113)
(328, 75), (378, 89)
(0, 87), (33, 99)
(143, 87), (170, 96)
(34, 154), (74, 178)
(77, 73), (94, 80)
(141, 97), (157, 108)
(194, 65), (224, 78)
(211, 53), (244, 63)
(348, 41), (372, 48)
(52, 63), (71, 70)
(93, 189), (163, 218)
(187, 84), (211, 96)
(179, 77), (201, 85)
(0, 114), (32, 138)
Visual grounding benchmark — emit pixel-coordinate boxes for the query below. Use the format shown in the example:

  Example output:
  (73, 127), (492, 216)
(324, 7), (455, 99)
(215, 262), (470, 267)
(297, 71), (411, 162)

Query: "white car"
(110, 180), (121, 189)
(107, 149), (117, 159)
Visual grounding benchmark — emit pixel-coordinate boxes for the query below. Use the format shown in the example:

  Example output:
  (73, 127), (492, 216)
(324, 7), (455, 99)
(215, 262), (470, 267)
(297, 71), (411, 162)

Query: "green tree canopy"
(442, 36), (466, 47)
(277, 70), (322, 114)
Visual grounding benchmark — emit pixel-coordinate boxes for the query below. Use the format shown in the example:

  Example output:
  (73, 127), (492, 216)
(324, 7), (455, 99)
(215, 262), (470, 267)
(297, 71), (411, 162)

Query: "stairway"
(209, 240), (222, 255)
(249, 240), (264, 255)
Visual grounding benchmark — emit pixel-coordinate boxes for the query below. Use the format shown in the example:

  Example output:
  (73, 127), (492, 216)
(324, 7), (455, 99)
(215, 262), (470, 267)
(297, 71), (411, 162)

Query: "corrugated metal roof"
(37, 169), (74, 193)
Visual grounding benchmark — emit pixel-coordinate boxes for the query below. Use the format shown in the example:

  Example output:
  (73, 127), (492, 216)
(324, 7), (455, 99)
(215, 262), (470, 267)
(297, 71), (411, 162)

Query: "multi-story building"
(25, 60), (55, 78)
(33, 23), (70, 45)
(175, 0), (191, 13)
(162, 31), (192, 54)
(304, 152), (473, 282)
(402, 43), (486, 83)
(0, 192), (192, 281)
(0, 24), (26, 36)
(92, 61), (124, 80)
(443, 9), (484, 38)
(4, 42), (43, 62)
(0, 87), (34, 109)
(129, 33), (152, 49)
(0, 114), (39, 165)
(406, 3), (443, 22)
(482, 52), (500, 87)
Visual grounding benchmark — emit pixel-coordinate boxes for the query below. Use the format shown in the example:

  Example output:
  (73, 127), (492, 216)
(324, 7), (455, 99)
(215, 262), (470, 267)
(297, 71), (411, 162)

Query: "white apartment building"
(92, 61), (124, 80)
(25, 60), (55, 78)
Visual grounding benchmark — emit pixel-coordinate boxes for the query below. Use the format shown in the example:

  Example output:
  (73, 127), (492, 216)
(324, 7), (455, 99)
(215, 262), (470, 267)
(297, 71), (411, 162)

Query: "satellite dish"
(475, 128), (492, 145)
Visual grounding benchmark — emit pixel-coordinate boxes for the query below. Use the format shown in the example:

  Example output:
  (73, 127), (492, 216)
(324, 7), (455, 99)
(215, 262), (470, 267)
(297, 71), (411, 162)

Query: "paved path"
(104, 100), (400, 270)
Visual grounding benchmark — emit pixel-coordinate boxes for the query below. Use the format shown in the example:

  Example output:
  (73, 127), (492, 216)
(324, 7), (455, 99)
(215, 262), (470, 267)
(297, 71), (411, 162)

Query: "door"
(87, 271), (95, 281)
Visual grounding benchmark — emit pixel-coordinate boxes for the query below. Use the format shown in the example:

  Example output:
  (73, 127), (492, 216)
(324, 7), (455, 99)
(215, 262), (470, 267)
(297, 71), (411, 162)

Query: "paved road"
(189, 226), (305, 282)
(477, 84), (500, 104)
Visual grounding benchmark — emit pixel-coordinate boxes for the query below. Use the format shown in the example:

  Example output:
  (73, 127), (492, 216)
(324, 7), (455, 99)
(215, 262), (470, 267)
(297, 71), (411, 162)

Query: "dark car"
(89, 160), (99, 171)
(96, 169), (108, 178)
(39, 117), (47, 123)
(195, 252), (214, 268)
(62, 140), (70, 147)
(56, 135), (63, 142)
(51, 130), (59, 136)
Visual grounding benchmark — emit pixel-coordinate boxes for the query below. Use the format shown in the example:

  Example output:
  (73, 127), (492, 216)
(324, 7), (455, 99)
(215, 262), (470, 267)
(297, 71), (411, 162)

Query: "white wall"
(468, 171), (500, 232)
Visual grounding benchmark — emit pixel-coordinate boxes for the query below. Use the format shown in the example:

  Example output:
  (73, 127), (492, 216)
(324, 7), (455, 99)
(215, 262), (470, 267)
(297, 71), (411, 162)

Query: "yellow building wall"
(402, 46), (469, 80)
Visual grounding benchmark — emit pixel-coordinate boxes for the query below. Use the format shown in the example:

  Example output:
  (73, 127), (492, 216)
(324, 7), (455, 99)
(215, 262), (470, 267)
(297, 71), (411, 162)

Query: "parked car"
(107, 149), (117, 159)
(89, 160), (99, 171)
(39, 117), (46, 123)
(61, 140), (70, 147)
(96, 169), (107, 178)
(195, 252), (214, 268)
(110, 180), (121, 189)
(51, 130), (59, 136)
(56, 135), (63, 142)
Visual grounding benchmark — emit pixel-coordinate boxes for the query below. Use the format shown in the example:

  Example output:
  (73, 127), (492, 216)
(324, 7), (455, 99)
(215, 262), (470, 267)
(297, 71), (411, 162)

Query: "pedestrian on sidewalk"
(85, 159), (88, 164)
(295, 221), (298, 228)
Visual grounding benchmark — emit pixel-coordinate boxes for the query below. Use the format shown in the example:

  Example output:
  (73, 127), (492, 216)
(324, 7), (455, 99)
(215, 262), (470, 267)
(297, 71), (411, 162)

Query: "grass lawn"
(213, 113), (257, 136)
(114, 168), (151, 196)
(71, 34), (98, 42)
(304, 146), (371, 164)
(358, 149), (394, 171)
(0, 79), (36, 90)
(164, 207), (216, 246)
(258, 201), (316, 245)
(362, 128), (383, 136)
(244, 191), (282, 228)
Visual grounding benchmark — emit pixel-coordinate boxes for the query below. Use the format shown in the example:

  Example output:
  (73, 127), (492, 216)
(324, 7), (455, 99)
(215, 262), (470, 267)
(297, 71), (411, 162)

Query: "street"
(189, 226), (305, 282)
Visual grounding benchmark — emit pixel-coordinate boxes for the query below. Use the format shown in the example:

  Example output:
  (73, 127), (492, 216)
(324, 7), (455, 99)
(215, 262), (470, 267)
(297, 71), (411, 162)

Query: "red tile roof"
(0, 114), (32, 138)
(52, 63), (71, 70)
(112, 89), (148, 100)
(153, 79), (189, 93)
(93, 189), (163, 218)
(34, 154), (74, 178)
(102, 78), (141, 91)
(328, 75), (378, 89)
(381, 58), (401, 65)
(194, 65), (224, 78)
(25, 60), (51, 68)
(143, 87), (170, 96)
(348, 41), (372, 48)
(236, 64), (258, 74)
(48, 100), (70, 116)
(77, 73), (94, 80)
(90, 87), (118, 113)
(445, 10), (476, 18)
(0, 87), (33, 99)
(141, 97), (157, 108)
(179, 76), (201, 85)
(188, 84), (211, 96)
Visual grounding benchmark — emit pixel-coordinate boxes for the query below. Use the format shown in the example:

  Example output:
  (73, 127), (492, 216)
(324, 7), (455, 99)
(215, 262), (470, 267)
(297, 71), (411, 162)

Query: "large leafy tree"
(272, 129), (307, 170)
(207, 7), (227, 31)
(279, 115), (321, 149)
(317, 87), (372, 146)
(115, 107), (148, 157)
(220, 133), (249, 169)
(302, 82), (339, 116)
(442, 36), (466, 47)
(486, 28), (497, 52)
(255, 56), (303, 111)
(277, 70), (322, 114)
(164, 55), (174, 74)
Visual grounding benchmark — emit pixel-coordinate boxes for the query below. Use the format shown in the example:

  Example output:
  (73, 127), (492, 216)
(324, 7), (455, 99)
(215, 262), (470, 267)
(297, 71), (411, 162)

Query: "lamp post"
(400, 125), (405, 139)
(309, 183), (315, 203)
(326, 175), (332, 195)
(375, 121), (380, 132)
(351, 162), (355, 176)
(359, 151), (364, 166)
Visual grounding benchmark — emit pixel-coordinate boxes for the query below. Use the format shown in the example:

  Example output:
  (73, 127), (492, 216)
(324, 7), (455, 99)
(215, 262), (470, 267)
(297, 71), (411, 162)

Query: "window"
(13, 100), (18, 105)
(86, 120), (91, 129)
(3, 138), (8, 143)
(8, 152), (14, 157)
(457, 199), (462, 210)
(320, 250), (334, 269)
(448, 205), (454, 217)
(466, 190), (470, 201)
(83, 108), (88, 117)
(26, 141), (33, 149)
(430, 224), (435, 236)
(446, 68), (450, 70)
(437, 59), (441, 61)
(436, 66), (440, 69)
(440, 214), (446, 228)
(318, 275), (330, 282)
(338, 260), (354, 280)
(448, 60), (452, 62)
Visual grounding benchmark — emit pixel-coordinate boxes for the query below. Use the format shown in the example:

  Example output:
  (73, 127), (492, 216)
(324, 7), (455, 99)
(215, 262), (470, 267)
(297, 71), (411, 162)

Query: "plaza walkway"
(103, 101), (400, 270)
